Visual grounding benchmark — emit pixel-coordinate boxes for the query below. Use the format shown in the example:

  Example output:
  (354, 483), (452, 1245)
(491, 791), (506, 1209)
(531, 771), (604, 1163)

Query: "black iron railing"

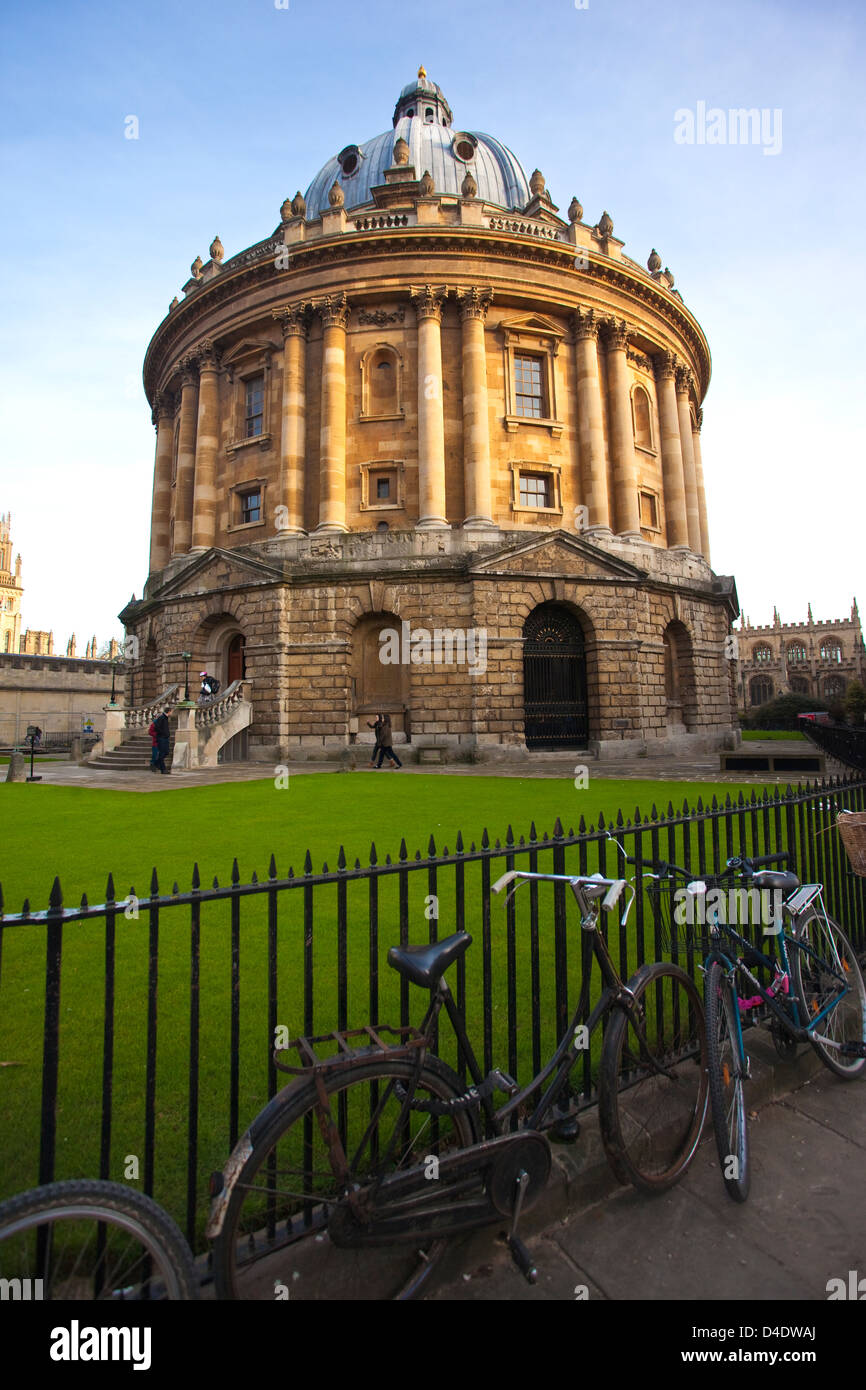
(1, 776), (864, 1253)
(799, 720), (866, 771)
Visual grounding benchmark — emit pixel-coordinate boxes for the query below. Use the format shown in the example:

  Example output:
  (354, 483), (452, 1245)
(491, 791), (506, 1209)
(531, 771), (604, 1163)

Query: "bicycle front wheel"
(705, 961), (750, 1202)
(211, 1053), (481, 1301)
(792, 909), (866, 1079)
(0, 1180), (199, 1300)
(598, 961), (708, 1193)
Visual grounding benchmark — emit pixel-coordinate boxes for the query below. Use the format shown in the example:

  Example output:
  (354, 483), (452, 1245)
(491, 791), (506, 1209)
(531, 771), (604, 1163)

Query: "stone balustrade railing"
(195, 680), (248, 728)
(123, 686), (181, 729)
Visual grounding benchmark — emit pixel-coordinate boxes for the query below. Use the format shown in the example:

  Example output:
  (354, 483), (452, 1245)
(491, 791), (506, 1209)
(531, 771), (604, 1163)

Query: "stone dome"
(303, 72), (532, 218)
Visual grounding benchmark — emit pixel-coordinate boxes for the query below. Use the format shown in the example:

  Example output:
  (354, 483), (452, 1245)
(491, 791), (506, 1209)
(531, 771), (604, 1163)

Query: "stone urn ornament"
(328, 180), (345, 209)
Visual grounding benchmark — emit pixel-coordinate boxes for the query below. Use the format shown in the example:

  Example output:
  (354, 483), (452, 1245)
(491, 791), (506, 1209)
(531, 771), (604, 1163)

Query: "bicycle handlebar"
(491, 870), (628, 910)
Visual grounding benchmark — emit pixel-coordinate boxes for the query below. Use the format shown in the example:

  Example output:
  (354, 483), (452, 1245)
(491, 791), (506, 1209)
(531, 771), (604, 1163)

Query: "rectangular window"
(519, 473), (551, 507)
(375, 476), (391, 500)
(514, 355), (544, 418)
(245, 376), (264, 438)
(240, 490), (261, 525)
(639, 491), (658, 529)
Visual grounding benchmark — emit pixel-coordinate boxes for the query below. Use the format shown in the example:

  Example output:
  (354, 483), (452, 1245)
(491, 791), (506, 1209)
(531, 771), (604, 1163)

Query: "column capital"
(195, 338), (221, 371)
(675, 363), (695, 396)
(314, 291), (350, 330)
(178, 353), (199, 385)
(456, 286), (494, 321)
(694, 406), (704, 432)
(602, 317), (630, 352)
(410, 285), (449, 321)
(572, 308), (601, 342)
(151, 390), (175, 427)
(274, 301), (311, 339)
(653, 350), (679, 381)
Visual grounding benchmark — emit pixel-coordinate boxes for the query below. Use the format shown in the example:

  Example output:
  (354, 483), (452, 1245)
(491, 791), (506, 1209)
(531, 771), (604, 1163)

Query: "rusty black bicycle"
(208, 870), (708, 1300)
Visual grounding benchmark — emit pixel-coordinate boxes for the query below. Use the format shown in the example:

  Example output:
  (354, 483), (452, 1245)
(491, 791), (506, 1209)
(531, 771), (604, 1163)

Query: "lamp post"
(182, 652), (192, 703)
(109, 658), (118, 706)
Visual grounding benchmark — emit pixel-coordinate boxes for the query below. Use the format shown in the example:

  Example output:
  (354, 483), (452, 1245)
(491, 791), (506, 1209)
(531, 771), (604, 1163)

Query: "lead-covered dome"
(304, 70), (532, 218)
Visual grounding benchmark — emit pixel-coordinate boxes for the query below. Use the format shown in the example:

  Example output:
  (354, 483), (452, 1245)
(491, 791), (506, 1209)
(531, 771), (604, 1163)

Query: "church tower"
(0, 513), (23, 654)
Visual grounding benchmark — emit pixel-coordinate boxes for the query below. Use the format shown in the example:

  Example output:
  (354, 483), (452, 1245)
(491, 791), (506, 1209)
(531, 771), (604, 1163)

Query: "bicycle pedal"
(490, 1068), (520, 1097)
(550, 1114), (580, 1143)
(505, 1233), (538, 1285)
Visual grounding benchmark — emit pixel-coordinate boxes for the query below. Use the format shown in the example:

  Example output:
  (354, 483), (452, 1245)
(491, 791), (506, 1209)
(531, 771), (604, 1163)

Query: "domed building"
(121, 69), (739, 764)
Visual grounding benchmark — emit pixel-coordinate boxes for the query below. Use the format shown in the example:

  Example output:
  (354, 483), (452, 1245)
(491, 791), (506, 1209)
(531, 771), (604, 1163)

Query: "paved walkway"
(428, 1030), (866, 1303)
(12, 741), (838, 792)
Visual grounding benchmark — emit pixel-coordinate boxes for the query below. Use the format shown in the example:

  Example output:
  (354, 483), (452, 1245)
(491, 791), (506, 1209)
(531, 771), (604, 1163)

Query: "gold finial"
(418, 64), (427, 79)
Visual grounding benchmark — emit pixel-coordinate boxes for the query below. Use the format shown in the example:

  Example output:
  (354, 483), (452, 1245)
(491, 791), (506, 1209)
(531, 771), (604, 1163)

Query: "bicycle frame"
(404, 872), (650, 1136)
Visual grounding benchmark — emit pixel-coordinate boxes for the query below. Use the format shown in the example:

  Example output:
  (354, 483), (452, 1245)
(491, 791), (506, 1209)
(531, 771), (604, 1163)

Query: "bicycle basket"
(647, 876), (748, 955)
(837, 811), (866, 878)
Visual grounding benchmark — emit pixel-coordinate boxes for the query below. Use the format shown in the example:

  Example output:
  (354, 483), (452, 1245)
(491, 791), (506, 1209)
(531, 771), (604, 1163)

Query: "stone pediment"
(154, 548), (284, 600)
(499, 313), (564, 344)
(468, 531), (646, 582)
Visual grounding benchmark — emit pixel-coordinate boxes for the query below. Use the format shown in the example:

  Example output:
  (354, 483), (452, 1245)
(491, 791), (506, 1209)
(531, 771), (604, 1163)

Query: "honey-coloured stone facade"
(121, 72), (739, 762)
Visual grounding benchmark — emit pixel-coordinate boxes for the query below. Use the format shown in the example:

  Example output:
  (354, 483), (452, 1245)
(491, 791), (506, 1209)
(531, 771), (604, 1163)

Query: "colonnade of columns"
(147, 289), (710, 572)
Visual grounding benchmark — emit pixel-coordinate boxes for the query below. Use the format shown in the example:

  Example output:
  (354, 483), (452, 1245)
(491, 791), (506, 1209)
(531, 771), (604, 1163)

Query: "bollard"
(5, 751), (26, 782)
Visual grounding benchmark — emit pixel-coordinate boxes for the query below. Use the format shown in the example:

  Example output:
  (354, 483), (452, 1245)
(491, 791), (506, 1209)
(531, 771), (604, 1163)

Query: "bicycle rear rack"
(274, 1023), (427, 1074)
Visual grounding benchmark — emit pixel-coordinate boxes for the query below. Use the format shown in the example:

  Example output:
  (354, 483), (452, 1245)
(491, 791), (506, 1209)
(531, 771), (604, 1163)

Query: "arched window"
(753, 645), (773, 663)
(750, 675), (773, 706)
(823, 675), (846, 700)
(663, 621), (697, 731)
(789, 676), (810, 695)
(820, 642), (842, 663)
(787, 644), (807, 663)
(632, 385), (653, 450)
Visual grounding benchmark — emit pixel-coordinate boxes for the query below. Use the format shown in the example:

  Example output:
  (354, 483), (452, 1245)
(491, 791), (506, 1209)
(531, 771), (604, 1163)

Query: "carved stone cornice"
(274, 302), (311, 339)
(654, 350), (679, 381)
(675, 363), (695, 396)
(314, 291), (350, 330)
(410, 285), (448, 322)
(456, 286), (494, 321)
(144, 231), (712, 409)
(602, 317), (630, 353)
(571, 307), (600, 342)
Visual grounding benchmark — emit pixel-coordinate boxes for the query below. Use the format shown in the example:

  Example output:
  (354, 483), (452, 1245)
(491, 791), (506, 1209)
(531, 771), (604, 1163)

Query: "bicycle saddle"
(387, 932), (472, 989)
(751, 870), (800, 894)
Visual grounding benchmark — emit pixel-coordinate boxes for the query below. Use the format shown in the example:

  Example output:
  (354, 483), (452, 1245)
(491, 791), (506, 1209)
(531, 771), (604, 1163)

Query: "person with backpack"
(199, 671), (220, 702)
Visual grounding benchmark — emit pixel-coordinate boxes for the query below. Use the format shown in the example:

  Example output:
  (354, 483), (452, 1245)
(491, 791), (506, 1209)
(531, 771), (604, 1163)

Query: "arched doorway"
(350, 613), (409, 736)
(227, 634), (246, 685)
(523, 604), (588, 749)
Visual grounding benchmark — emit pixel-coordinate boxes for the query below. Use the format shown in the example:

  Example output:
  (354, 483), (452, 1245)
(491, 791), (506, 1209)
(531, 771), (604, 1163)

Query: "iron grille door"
(523, 607), (588, 749)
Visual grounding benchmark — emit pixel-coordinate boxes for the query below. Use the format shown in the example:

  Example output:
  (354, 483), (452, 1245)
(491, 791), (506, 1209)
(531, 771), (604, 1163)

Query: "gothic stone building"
(737, 602), (865, 712)
(121, 71), (739, 763)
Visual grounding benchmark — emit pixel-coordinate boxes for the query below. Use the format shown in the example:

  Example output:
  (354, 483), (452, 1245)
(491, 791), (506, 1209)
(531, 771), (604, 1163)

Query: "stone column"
(692, 407), (711, 565)
(149, 391), (174, 573)
(173, 358), (198, 555)
(316, 292), (350, 533)
(654, 351), (689, 549)
(275, 303), (309, 535)
(457, 287), (495, 529)
(676, 365), (701, 554)
(603, 319), (641, 537)
(190, 341), (220, 552)
(411, 285), (449, 528)
(573, 310), (611, 535)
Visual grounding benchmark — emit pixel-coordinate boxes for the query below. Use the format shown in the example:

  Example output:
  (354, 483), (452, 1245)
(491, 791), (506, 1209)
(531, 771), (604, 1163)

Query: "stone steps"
(90, 730), (176, 771)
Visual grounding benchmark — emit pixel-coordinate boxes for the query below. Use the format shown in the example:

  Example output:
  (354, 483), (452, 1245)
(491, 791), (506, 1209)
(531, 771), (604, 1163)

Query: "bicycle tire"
(211, 1052), (481, 1301)
(705, 960), (750, 1202)
(0, 1180), (199, 1300)
(791, 908), (866, 1080)
(598, 960), (708, 1193)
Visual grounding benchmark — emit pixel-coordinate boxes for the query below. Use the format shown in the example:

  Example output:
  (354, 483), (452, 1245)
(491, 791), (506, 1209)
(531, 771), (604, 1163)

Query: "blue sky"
(1, 0), (863, 646)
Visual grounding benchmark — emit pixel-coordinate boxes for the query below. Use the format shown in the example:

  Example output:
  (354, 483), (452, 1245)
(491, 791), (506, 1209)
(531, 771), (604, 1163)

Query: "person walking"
(375, 714), (402, 769)
(147, 717), (159, 771)
(367, 714), (384, 768)
(153, 707), (172, 775)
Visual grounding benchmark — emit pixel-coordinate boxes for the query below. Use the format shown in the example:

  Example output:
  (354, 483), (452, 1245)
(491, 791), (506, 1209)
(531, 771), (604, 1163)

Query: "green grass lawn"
(741, 730), (805, 742)
(0, 770), (789, 1245)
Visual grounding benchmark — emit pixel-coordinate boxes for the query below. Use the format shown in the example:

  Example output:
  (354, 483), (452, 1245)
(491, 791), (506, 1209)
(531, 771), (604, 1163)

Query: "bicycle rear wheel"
(598, 961), (708, 1192)
(211, 1053), (480, 1301)
(705, 960), (750, 1202)
(792, 909), (866, 1079)
(0, 1180), (199, 1300)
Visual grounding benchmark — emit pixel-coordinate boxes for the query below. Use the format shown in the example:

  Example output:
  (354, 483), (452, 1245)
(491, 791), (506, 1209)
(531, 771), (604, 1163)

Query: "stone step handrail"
(195, 680), (250, 728)
(123, 686), (181, 729)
